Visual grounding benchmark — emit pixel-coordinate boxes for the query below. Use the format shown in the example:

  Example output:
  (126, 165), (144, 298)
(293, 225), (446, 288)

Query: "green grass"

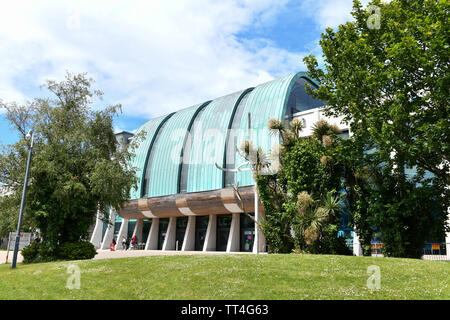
(0, 254), (449, 300)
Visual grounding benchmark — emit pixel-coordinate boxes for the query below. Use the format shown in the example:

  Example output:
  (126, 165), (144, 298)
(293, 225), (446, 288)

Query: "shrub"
(21, 241), (97, 263)
(57, 241), (97, 261)
(21, 242), (57, 264)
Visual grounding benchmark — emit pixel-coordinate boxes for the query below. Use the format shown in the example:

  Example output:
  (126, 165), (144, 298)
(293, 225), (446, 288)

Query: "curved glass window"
(285, 78), (325, 117)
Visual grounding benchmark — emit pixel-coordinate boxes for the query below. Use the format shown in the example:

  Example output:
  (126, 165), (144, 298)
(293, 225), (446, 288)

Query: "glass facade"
(216, 215), (232, 251)
(195, 215), (209, 251)
(158, 218), (169, 250)
(142, 219), (152, 244)
(175, 217), (188, 250)
(285, 78), (325, 116)
(240, 214), (255, 252)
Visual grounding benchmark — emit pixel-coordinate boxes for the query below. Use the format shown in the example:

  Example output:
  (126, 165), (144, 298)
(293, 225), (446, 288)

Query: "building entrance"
(195, 215), (209, 251)
(240, 214), (255, 252)
(176, 217), (188, 250)
(158, 218), (169, 250)
(216, 215), (232, 251)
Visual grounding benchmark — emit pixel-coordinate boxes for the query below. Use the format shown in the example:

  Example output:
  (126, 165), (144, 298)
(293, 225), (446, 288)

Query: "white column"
(116, 218), (129, 250)
(353, 231), (363, 256)
(145, 218), (159, 250)
(253, 187), (259, 254)
(90, 209), (104, 249)
(446, 208), (450, 260)
(162, 217), (176, 251)
(182, 216), (196, 251)
(203, 214), (217, 251)
(101, 207), (116, 250)
(226, 213), (240, 252)
(253, 210), (266, 253)
(132, 219), (144, 244)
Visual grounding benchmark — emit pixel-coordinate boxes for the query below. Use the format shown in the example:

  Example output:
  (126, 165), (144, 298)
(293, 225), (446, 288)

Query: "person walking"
(110, 236), (116, 251)
(131, 235), (137, 250)
(121, 236), (127, 250)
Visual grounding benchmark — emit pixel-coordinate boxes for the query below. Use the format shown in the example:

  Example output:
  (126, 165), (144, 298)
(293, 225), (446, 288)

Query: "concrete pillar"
(353, 231), (363, 256)
(145, 218), (159, 250)
(253, 210), (266, 253)
(182, 216), (196, 251)
(101, 207), (116, 250)
(116, 218), (129, 250)
(253, 187), (259, 254)
(227, 213), (240, 252)
(203, 214), (217, 251)
(132, 219), (144, 244)
(162, 217), (176, 251)
(90, 210), (104, 249)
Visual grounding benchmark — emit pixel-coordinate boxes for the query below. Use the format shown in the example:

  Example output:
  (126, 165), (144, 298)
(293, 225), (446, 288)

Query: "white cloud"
(0, 0), (308, 121)
(300, 0), (370, 30)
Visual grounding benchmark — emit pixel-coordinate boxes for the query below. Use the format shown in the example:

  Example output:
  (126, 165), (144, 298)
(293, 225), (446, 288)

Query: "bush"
(21, 242), (57, 264)
(58, 241), (97, 260)
(307, 225), (352, 255)
(21, 241), (97, 263)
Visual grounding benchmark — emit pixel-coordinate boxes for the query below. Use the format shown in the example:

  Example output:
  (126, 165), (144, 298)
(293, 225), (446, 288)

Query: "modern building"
(89, 71), (450, 258)
(89, 71), (354, 253)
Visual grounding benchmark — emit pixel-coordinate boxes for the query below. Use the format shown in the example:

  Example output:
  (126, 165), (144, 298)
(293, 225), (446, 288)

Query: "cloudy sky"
(0, 0), (367, 145)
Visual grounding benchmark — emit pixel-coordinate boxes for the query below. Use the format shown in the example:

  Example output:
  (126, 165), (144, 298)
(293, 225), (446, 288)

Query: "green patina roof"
(129, 114), (173, 199)
(129, 71), (317, 199)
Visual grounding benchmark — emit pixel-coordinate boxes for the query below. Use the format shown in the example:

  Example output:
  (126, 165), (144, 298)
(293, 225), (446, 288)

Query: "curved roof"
(129, 71), (321, 199)
(128, 114), (173, 199)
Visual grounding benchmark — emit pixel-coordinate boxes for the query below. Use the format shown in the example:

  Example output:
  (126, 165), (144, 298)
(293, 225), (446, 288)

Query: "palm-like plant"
(295, 190), (343, 246)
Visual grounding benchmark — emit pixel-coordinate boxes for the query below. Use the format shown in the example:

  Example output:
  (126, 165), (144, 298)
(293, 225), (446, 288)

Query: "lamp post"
(11, 130), (34, 269)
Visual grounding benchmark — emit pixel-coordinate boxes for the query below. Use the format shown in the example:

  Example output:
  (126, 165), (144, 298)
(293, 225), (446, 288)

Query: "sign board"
(7, 232), (31, 251)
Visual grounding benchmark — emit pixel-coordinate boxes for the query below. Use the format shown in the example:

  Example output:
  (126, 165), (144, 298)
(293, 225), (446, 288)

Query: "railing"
(368, 242), (449, 261)
(422, 243), (449, 261)
(371, 242), (384, 257)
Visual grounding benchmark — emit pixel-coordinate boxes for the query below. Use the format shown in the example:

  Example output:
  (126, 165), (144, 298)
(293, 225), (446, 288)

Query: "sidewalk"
(0, 251), (23, 264)
(1, 249), (256, 264)
(93, 249), (253, 260)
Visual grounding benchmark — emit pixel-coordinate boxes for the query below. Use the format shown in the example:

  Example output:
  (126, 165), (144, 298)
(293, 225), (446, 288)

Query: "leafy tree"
(0, 72), (141, 258)
(243, 118), (350, 254)
(304, 0), (449, 257)
(305, 0), (449, 185)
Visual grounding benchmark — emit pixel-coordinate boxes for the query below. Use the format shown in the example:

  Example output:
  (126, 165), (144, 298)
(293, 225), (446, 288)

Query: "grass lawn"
(0, 253), (449, 300)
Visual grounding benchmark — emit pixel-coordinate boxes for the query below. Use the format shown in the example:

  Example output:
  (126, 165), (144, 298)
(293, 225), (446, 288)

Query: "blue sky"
(0, 0), (366, 146)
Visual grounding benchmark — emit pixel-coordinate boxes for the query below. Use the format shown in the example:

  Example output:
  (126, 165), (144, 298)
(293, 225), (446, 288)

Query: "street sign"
(5, 232), (31, 263)
(8, 232), (31, 250)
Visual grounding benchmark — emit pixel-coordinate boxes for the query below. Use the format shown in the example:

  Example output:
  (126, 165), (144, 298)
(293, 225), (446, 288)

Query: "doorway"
(195, 215), (209, 251)
(216, 215), (232, 251)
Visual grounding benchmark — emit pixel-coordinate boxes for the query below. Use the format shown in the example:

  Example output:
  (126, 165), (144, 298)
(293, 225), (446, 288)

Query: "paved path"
(0, 249), (256, 264)
(93, 249), (253, 260)
(0, 251), (23, 264)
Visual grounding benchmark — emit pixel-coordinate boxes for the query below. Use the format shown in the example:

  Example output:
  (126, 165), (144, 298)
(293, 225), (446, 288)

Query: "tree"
(0, 72), (141, 257)
(304, 0), (449, 185)
(243, 118), (351, 254)
(304, 0), (449, 257)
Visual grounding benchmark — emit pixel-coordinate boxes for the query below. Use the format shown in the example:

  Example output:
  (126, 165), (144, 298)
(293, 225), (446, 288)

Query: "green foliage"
(21, 241), (97, 263)
(58, 241), (97, 261)
(0, 72), (142, 254)
(306, 225), (352, 256)
(279, 138), (340, 198)
(21, 242), (57, 264)
(254, 119), (350, 255)
(304, 0), (449, 258)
